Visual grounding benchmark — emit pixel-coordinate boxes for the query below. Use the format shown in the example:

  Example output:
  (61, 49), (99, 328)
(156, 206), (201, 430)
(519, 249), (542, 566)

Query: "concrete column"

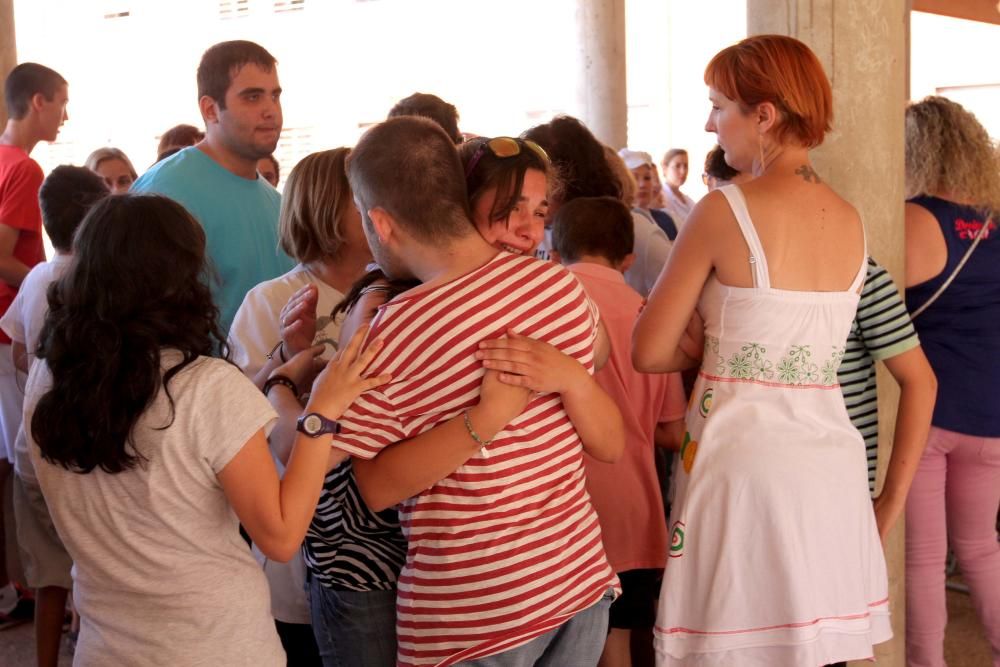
(746, 2), (908, 666)
(0, 0), (16, 128)
(574, 0), (627, 148)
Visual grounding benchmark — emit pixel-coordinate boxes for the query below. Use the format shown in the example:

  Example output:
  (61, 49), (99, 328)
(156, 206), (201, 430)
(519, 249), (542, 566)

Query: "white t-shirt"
(0, 255), (71, 483)
(229, 264), (345, 624)
(229, 264), (345, 379)
(26, 354), (283, 666)
(625, 209), (672, 297)
(662, 187), (695, 226)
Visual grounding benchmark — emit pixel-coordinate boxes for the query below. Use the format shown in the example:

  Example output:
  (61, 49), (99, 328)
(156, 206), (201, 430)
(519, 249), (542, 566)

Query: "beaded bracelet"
(263, 374), (298, 398)
(462, 410), (492, 450)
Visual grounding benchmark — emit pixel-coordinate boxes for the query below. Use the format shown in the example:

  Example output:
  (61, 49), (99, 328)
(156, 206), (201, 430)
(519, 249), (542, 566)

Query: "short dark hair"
(347, 116), (471, 243)
(39, 166), (109, 252)
(196, 41), (276, 109)
(387, 92), (461, 144)
(4, 63), (66, 120)
(155, 146), (184, 164)
(522, 116), (621, 204)
(704, 145), (740, 181)
(262, 153), (280, 181)
(157, 124), (204, 155)
(551, 196), (634, 265)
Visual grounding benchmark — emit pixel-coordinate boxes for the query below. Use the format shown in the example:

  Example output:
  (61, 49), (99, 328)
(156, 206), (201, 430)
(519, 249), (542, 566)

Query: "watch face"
(304, 414), (323, 435)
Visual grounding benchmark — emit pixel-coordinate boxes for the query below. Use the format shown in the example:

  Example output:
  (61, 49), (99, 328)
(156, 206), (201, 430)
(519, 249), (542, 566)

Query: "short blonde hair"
(905, 96), (1000, 217)
(603, 145), (637, 207)
(279, 148), (353, 263)
(84, 147), (137, 180)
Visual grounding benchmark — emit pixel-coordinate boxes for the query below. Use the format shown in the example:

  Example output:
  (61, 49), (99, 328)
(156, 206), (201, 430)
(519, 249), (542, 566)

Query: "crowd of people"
(0, 31), (996, 667)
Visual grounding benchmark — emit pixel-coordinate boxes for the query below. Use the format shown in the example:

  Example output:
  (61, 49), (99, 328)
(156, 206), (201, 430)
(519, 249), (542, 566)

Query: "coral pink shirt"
(569, 262), (686, 573)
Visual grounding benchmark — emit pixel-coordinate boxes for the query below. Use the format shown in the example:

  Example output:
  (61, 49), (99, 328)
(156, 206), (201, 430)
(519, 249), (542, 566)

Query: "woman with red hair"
(634, 35), (929, 665)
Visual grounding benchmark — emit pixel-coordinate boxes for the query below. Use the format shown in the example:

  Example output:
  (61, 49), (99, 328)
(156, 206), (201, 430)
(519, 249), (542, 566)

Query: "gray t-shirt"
(26, 353), (282, 666)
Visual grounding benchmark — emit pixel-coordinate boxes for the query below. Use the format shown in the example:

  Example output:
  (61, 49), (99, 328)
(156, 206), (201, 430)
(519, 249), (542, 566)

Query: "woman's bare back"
(709, 170), (866, 292)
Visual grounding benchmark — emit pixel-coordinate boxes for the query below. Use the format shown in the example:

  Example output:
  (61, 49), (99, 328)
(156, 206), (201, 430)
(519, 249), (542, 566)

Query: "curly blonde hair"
(905, 96), (1000, 217)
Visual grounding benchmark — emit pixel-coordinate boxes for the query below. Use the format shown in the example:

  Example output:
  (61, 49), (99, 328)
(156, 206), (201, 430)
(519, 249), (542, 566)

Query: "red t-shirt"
(331, 252), (619, 666)
(0, 146), (46, 345)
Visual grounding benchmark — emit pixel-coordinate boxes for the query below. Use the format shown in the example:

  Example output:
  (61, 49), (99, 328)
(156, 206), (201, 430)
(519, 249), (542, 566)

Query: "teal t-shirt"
(132, 147), (294, 333)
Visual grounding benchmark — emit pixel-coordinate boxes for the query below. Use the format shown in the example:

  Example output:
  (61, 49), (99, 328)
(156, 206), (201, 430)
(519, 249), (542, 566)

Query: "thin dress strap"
(719, 184), (770, 289)
(848, 230), (868, 294)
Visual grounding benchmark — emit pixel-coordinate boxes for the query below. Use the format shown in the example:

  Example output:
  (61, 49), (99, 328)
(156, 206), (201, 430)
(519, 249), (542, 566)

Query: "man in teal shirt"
(132, 40), (293, 333)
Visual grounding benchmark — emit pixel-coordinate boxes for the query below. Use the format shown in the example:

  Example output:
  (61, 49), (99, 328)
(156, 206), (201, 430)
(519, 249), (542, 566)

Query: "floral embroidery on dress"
(703, 340), (846, 387)
(821, 347), (847, 385)
(725, 342), (773, 381)
(704, 334), (724, 375)
(777, 345), (817, 384)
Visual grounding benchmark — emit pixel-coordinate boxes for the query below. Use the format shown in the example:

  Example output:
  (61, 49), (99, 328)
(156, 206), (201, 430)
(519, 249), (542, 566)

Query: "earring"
(757, 133), (766, 174)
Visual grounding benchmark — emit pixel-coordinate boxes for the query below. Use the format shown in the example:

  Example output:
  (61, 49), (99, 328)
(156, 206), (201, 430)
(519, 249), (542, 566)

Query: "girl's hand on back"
(474, 369), (532, 432)
(475, 329), (587, 398)
(305, 325), (391, 419)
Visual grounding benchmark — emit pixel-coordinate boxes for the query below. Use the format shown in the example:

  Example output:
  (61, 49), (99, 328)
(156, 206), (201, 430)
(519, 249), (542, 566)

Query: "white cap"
(617, 148), (654, 170)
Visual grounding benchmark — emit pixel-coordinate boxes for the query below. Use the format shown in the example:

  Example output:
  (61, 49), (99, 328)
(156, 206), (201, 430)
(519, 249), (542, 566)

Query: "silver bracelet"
(265, 340), (287, 362)
(462, 410), (492, 450)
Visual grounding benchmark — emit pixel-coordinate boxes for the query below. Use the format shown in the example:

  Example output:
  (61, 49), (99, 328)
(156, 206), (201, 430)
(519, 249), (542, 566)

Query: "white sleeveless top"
(653, 185), (892, 665)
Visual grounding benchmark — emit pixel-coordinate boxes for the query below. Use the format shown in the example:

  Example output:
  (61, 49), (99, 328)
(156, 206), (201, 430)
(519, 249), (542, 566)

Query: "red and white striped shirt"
(331, 252), (618, 666)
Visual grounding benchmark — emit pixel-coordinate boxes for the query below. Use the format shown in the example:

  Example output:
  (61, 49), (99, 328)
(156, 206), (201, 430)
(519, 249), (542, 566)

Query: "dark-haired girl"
(524, 115), (671, 297)
(24, 194), (388, 666)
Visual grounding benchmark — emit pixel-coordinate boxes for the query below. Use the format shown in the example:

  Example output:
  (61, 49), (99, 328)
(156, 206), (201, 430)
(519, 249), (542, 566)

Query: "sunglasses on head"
(464, 137), (549, 179)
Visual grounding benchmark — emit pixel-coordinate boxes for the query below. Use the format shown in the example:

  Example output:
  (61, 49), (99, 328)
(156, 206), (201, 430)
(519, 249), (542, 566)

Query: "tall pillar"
(0, 0), (16, 128)
(0, 0), (16, 590)
(574, 0), (627, 148)
(746, 2), (908, 666)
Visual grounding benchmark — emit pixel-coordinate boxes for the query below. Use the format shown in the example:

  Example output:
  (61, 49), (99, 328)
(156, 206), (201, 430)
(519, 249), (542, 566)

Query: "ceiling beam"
(913, 0), (1000, 25)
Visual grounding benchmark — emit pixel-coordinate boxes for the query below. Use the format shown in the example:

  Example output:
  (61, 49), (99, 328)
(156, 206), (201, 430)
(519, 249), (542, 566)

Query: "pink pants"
(905, 426), (1000, 667)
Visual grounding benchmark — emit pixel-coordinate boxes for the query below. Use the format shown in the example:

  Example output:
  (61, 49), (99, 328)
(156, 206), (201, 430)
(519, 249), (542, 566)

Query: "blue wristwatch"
(296, 413), (341, 438)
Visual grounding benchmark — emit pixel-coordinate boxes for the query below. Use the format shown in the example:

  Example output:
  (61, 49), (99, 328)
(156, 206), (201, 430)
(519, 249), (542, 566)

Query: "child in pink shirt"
(551, 196), (687, 667)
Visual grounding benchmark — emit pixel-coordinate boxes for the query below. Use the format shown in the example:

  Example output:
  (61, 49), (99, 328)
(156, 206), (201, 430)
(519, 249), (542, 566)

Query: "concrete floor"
(943, 584), (994, 667)
(0, 586), (992, 666)
(0, 621), (72, 666)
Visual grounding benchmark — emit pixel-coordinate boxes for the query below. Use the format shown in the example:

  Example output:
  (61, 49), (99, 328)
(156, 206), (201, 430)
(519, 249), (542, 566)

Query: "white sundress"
(654, 185), (892, 666)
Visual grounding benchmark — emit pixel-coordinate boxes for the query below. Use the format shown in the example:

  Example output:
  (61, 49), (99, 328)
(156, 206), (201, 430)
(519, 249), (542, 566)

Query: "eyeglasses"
(464, 137), (549, 179)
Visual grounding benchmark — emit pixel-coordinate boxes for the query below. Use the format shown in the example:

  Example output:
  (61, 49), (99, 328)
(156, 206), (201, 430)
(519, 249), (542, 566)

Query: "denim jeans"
(453, 588), (614, 667)
(308, 576), (397, 667)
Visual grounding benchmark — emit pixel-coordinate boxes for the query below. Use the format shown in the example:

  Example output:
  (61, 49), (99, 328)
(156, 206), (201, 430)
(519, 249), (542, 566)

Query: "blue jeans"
(453, 588), (614, 667)
(308, 576), (397, 667)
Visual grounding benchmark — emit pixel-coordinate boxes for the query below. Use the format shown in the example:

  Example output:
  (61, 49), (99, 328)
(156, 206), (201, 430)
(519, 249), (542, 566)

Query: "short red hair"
(705, 35), (833, 148)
